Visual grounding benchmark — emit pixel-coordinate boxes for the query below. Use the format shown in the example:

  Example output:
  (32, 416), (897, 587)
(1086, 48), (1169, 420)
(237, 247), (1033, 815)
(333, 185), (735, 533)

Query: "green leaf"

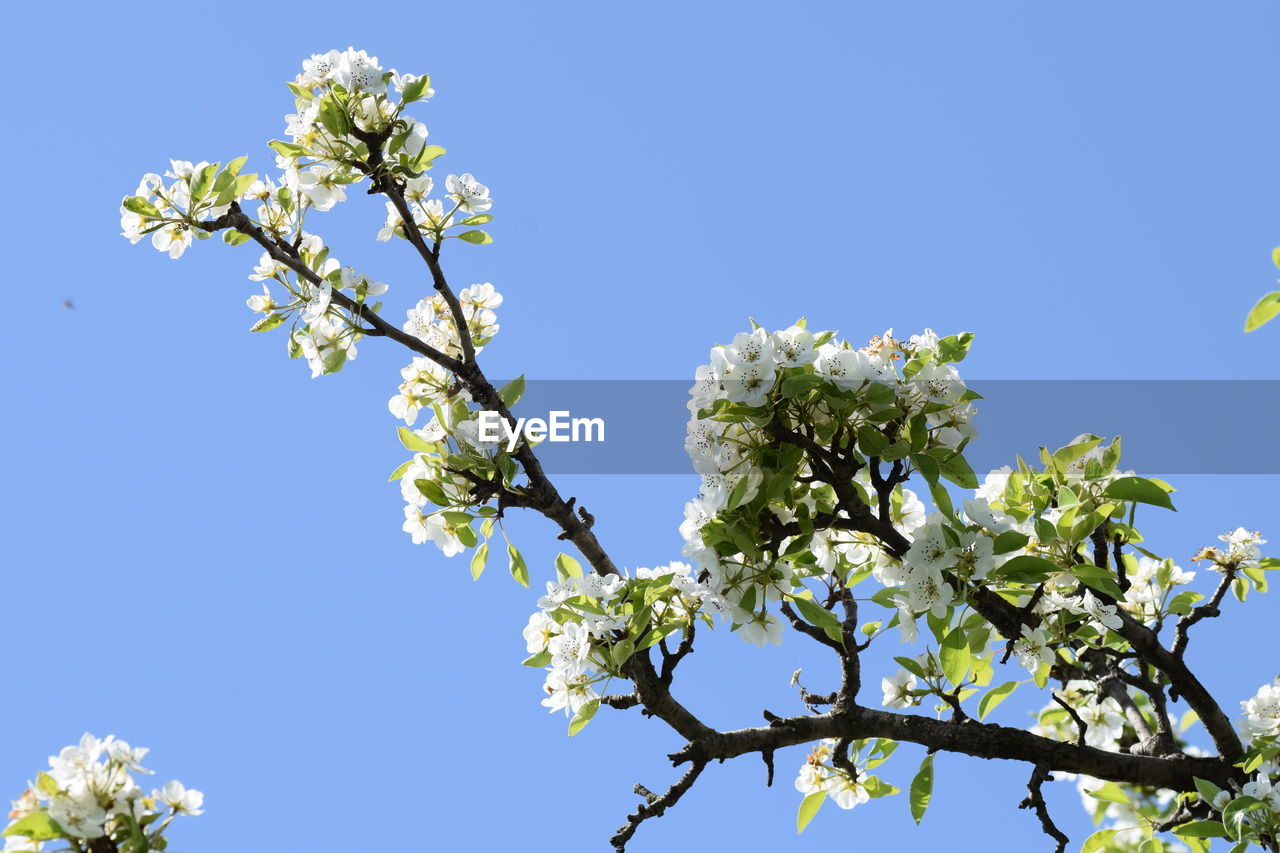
(461, 213), (493, 225)
(568, 699), (599, 736)
(797, 790), (825, 833)
(992, 530), (1030, 555)
(35, 773), (58, 797)
(1173, 820), (1229, 839)
(793, 595), (842, 631)
(268, 139), (310, 159)
(397, 425), (436, 452)
(1245, 290), (1280, 332)
(1080, 829), (1118, 853)
(414, 479), (452, 507)
(457, 229), (493, 245)
(990, 554), (1059, 584)
(909, 754), (934, 824)
(1103, 476), (1176, 512)
(3, 811), (63, 841)
(499, 375), (526, 407)
(387, 460), (414, 481)
(1070, 564), (1125, 601)
(190, 161), (220, 201)
(1222, 796), (1263, 841)
(412, 144), (447, 170)
(1085, 781), (1130, 806)
(930, 449), (978, 489)
(400, 74), (432, 102)
(250, 313), (286, 332)
(122, 195), (162, 218)
(781, 373), (826, 397)
(522, 650), (552, 667)
(555, 553), (584, 581)
(977, 681), (1020, 720)
(508, 544), (529, 587)
(470, 542), (489, 580)
(940, 627), (970, 685)
(934, 332), (974, 365)
(223, 230), (252, 246)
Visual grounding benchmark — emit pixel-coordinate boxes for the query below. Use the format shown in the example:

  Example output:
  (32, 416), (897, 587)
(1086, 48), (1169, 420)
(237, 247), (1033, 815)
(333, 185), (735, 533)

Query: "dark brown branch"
(669, 705), (1237, 792)
(1018, 764), (1069, 853)
(1172, 568), (1236, 658)
(1052, 692), (1087, 748)
(200, 204), (621, 579)
(610, 760), (708, 851)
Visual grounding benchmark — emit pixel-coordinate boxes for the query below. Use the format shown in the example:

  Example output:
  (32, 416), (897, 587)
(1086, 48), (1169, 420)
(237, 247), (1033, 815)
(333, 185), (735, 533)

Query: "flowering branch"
(93, 47), (1280, 853)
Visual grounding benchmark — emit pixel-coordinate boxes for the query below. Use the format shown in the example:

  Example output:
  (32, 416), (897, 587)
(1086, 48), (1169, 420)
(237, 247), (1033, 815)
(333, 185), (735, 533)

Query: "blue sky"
(4, 2), (1280, 851)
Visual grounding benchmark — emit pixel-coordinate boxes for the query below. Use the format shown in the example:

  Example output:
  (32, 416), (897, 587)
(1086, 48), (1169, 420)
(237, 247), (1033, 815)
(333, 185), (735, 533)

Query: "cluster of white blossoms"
(679, 325), (983, 647)
(793, 739), (899, 813)
(121, 48), (496, 384)
(1199, 685), (1280, 843)
(400, 282), (503, 366)
(1193, 527), (1268, 574)
(120, 160), (246, 259)
(523, 562), (720, 719)
(4, 734), (201, 852)
(1243, 678), (1280, 740)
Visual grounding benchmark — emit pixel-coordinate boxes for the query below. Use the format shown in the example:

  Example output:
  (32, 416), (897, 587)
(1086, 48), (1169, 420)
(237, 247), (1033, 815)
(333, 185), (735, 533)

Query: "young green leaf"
(568, 699), (599, 736)
(508, 544), (529, 587)
(797, 790), (826, 833)
(909, 754), (934, 824)
(470, 542), (489, 580)
(1245, 290), (1280, 332)
(1103, 476), (1177, 511)
(977, 681), (1020, 720)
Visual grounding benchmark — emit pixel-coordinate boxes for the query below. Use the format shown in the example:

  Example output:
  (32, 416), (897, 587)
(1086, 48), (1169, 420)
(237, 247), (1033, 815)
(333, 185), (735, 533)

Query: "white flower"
(712, 347), (776, 406)
(301, 48), (385, 94)
(953, 531), (995, 580)
(549, 621), (593, 675)
(156, 780), (204, 815)
(246, 284), (276, 314)
(771, 325), (818, 366)
(106, 740), (151, 774)
(976, 466), (1012, 503)
(523, 612), (559, 655)
(541, 669), (598, 715)
(909, 362), (965, 405)
(1243, 682), (1280, 739)
(903, 567), (954, 618)
(1080, 590), (1123, 632)
(1219, 527), (1266, 568)
(300, 279), (332, 324)
(893, 596), (918, 643)
(826, 773), (870, 810)
(817, 344), (879, 390)
(150, 223), (192, 259)
(736, 610), (784, 647)
(794, 763), (825, 795)
(47, 783), (107, 839)
(402, 506), (464, 555)
(445, 173), (492, 214)
(882, 670), (917, 709)
(296, 164), (347, 211)
(722, 328), (774, 367)
(1078, 698), (1126, 749)
(1013, 624), (1055, 674)
(902, 520), (958, 573)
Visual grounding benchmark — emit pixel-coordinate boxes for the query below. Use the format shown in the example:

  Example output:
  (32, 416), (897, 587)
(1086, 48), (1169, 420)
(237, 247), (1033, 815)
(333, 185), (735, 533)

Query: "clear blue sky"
(4, 2), (1279, 851)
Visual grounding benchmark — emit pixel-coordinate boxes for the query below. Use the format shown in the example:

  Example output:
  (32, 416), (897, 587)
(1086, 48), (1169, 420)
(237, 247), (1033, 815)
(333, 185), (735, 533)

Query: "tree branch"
(610, 760), (708, 851)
